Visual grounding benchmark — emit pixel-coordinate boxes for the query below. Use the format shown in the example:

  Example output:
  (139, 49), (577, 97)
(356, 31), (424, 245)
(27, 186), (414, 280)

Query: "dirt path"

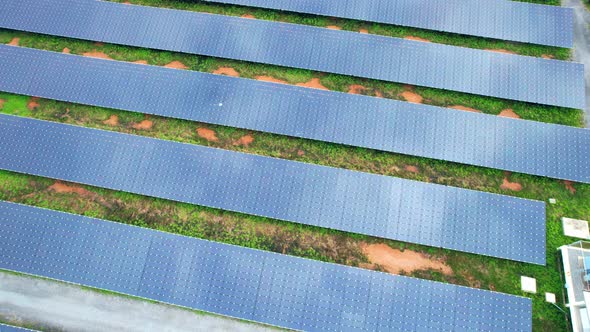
(563, 0), (590, 127)
(0, 271), (275, 332)
(361, 243), (452, 275)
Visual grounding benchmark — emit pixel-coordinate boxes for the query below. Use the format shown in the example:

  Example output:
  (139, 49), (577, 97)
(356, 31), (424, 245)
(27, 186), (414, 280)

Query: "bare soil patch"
(564, 180), (577, 194)
(241, 14), (255, 19)
(131, 120), (153, 130)
(404, 36), (431, 43)
(500, 172), (522, 191)
(233, 135), (254, 147)
(450, 105), (482, 113)
(213, 67), (240, 77)
(7, 38), (19, 46)
(404, 165), (419, 174)
(62, 48), (71, 54)
(348, 84), (366, 95)
(542, 54), (554, 59)
(401, 90), (423, 104)
(255, 75), (289, 85)
(498, 109), (520, 119)
(361, 243), (452, 275)
(0, 99), (5, 109)
(359, 29), (369, 34)
(27, 97), (40, 111)
(485, 49), (516, 54)
(297, 150), (305, 156)
(295, 78), (329, 90)
(102, 115), (119, 127)
(48, 182), (92, 197)
(82, 51), (112, 60)
(133, 60), (148, 65)
(326, 25), (341, 30)
(197, 128), (219, 142)
(164, 61), (188, 70)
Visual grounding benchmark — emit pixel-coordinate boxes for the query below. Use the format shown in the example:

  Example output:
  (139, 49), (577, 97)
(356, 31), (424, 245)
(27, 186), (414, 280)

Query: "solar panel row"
(0, 324), (34, 332)
(1, 45), (588, 183)
(203, 0), (574, 47)
(0, 114), (546, 264)
(0, 0), (583, 109)
(0, 201), (534, 331)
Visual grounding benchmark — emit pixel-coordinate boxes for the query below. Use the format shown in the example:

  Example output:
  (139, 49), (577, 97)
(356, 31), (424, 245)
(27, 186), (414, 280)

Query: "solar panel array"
(0, 45), (588, 183)
(0, 0), (584, 109)
(203, 0), (574, 48)
(0, 201), (533, 331)
(0, 114), (546, 264)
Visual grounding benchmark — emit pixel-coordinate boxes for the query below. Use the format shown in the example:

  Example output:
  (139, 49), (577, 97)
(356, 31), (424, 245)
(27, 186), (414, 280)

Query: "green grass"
(0, 1), (586, 331)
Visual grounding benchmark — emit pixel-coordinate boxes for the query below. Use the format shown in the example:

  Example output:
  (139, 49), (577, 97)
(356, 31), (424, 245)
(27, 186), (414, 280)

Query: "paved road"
(564, 0), (590, 127)
(0, 271), (276, 332)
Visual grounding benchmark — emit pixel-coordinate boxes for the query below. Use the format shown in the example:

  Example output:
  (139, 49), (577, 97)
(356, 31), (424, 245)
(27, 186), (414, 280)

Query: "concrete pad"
(563, 217), (590, 239)
(521, 276), (537, 294)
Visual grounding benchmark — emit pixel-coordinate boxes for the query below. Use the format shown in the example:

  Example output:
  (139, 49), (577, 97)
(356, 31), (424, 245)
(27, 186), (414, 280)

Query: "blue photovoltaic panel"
(0, 115), (546, 264)
(0, 325), (36, 332)
(0, 45), (588, 183)
(0, 0), (583, 109)
(0, 201), (533, 331)
(203, 0), (574, 48)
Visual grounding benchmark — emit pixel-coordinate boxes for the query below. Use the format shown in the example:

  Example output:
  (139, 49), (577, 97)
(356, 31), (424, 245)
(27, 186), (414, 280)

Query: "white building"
(560, 241), (590, 332)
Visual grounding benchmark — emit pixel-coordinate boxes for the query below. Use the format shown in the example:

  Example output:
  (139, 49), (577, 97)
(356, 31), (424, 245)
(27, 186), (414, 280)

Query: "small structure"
(560, 241), (590, 331)
(563, 218), (590, 239)
(521, 276), (537, 293)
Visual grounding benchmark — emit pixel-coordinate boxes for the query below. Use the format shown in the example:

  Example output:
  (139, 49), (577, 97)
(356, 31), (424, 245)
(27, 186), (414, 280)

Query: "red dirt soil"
(164, 61), (188, 70)
(102, 115), (119, 127)
(27, 97), (40, 111)
(255, 75), (289, 85)
(500, 172), (522, 192)
(564, 181), (577, 194)
(359, 29), (369, 34)
(7, 38), (19, 46)
(404, 36), (431, 43)
(450, 105), (482, 113)
(401, 90), (423, 104)
(498, 109), (520, 119)
(48, 182), (92, 197)
(348, 84), (367, 94)
(541, 54), (554, 59)
(404, 165), (419, 174)
(197, 128), (219, 142)
(82, 51), (112, 60)
(326, 25), (341, 30)
(233, 135), (254, 147)
(361, 243), (452, 275)
(62, 48), (71, 54)
(213, 67), (240, 77)
(485, 49), (516, 54)
(295, 78), (329, 90)
(297, 150), (305, 156)
(0, 99), (5, 109)
(241, 14), (255, 19)
(131, 120), (153, 130)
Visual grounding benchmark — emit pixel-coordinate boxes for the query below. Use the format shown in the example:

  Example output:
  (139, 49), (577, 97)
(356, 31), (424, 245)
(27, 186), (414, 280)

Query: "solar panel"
(0, 201), (533, 331)
(0, 114), (546, 264)
(0, 325), (36, 332)
(202, 0), (574, 48)
(1, 45), (588, 184)
(0, 0), (583, 109)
